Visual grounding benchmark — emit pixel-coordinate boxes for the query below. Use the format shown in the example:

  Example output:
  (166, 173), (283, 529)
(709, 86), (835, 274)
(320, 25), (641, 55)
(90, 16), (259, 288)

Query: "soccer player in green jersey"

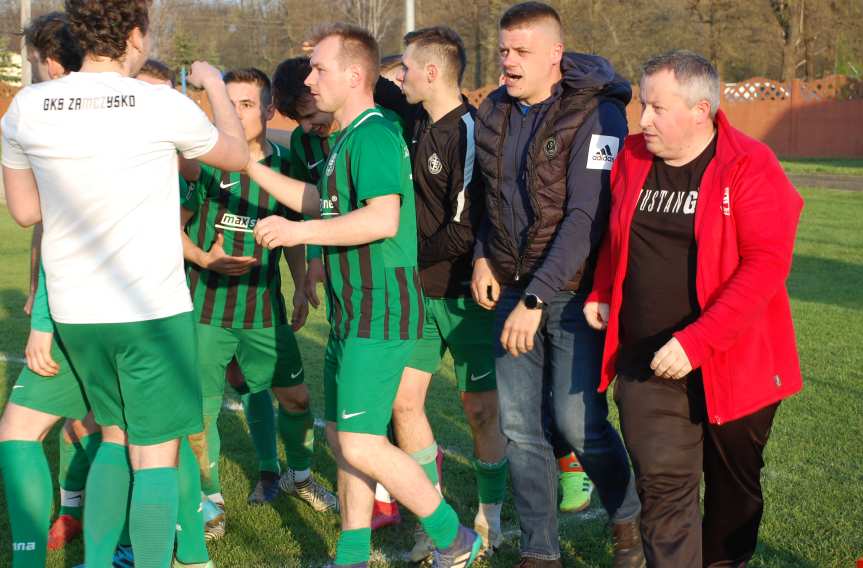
(247, 24), (482, 568)
(180, 67), (337, 535)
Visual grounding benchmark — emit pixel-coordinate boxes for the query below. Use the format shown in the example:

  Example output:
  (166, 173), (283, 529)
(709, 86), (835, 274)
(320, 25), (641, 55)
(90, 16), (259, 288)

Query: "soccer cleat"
(248, 471), (281, 505)
(431, 525), (482, 568)
(409, 525), (436, 563)
(172, 560), (216, 568)
(203, 498), (226, 541)
(559, 469), (593, 513)
(279, 470), (338, 512)
(473, 512), (503, 555)
(112, 545), (135, 568)
(371, 498), (402, 530)
(47, 514), (83, 550)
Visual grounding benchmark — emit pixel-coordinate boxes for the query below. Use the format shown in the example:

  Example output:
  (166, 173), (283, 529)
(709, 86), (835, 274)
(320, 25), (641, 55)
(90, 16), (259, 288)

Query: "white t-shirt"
(1, 72), (219, 324)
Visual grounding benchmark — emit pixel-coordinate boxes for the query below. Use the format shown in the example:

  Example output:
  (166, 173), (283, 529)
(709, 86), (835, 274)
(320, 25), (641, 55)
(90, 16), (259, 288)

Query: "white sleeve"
(163, 89), (220, 160)
(1, 96), (31, 170)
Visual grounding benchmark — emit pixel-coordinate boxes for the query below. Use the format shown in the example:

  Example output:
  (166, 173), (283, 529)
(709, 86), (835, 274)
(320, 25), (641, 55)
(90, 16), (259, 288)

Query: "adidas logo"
(591, 144), (615, 162)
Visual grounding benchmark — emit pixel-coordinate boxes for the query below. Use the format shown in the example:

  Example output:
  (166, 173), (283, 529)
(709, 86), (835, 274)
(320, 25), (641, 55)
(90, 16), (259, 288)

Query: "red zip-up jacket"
(587, 111), (804, 425)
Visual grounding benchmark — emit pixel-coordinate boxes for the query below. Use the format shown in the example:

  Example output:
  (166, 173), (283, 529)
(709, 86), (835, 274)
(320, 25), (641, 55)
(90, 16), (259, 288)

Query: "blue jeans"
(494, 288), (640, 560)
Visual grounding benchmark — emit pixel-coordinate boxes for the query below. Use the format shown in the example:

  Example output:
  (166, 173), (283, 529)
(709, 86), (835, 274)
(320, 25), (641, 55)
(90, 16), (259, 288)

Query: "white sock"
(476, 502), (502, 528)
(291, 468), (311, 483)
(60, 488), (83, 508)
(375, 483), (394, 503)
(207, 492), (225, 506)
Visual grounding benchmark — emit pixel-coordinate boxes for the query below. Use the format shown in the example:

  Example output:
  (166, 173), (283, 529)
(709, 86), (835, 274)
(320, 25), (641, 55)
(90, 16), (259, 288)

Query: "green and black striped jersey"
(319, 107), (424, 340)
(181, 141), (301, 328)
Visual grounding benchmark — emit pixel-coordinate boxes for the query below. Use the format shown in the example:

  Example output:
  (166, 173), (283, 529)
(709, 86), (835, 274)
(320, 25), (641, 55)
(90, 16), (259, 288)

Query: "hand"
(651, 337), (693, 380)
(291, 288), (309, 331)
(583, 301), (610, 330)
(471, 258), (500, 310)
(23, 292), (34, 316)
(25, 329), (60, 377)
(500, 300), (543, 357)
(187, 61), (224, 90)
(254, 216), (306, 249)
(203, 233), (258, 276)
(305, 258), (325, 309)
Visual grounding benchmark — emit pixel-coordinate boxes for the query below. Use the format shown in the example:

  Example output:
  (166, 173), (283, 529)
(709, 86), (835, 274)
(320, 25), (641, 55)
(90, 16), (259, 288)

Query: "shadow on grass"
(789, 254), (862, 311)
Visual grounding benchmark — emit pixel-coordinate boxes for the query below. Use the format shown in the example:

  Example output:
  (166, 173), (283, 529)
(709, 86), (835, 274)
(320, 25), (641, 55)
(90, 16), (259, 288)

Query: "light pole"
(405, 0), (415, 34)
(21, 0), (31, 86)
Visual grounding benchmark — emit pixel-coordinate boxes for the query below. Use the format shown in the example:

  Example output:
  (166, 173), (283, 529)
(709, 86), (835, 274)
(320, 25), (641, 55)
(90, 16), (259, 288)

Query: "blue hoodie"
(475, 53), (631, 302)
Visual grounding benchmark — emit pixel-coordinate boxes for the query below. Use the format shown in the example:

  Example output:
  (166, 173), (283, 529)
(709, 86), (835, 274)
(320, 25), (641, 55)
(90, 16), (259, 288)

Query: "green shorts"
(54, 312), (202, 446)
(9, 336), (90, 420)
(197, 323), (304, 415)
(324, 333), (416, 435)
(406, 296), (496, 392)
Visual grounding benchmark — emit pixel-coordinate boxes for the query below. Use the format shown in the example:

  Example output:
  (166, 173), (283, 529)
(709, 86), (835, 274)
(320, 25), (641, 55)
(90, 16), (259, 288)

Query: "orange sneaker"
(47, 514), (83, 550)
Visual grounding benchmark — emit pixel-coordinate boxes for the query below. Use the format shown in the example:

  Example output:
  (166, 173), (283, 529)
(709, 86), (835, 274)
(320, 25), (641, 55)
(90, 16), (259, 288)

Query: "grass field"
(779, 158), (863, 176)
(0, 185), (861, 567)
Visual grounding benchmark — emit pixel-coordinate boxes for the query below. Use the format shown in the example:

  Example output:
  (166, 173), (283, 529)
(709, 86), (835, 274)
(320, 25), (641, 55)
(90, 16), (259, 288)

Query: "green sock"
(200, 410), (222, 496)
(474, 457), (508, 504)
(130, 467), (179, 568)
(176, 438), (209, 564)
(84, 442), (132, 567)
(58, 431), (101, 519)
(0, 441), (52, 568)
(420, 500), (459, 550)
(278, 407), (314, 472)
(411, 443), (440, 486)
(334, 527), (372, 565)
(242, 390), (280, 473)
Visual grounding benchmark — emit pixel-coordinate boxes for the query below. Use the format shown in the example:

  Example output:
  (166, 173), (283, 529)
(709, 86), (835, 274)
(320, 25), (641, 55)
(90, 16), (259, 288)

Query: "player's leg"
(332, 337), (482, 567)
(0, 333), (93, 568)
(84, 425), (133, 565)
(445, 297), (508, 553)
(240, 324), (336, 512)
(370, 422), (401, 530)
(0, 403), (62, 568)
(174, 436), (211, 567)
(49, 414), (101, 549)
(241, 388), (282, 503)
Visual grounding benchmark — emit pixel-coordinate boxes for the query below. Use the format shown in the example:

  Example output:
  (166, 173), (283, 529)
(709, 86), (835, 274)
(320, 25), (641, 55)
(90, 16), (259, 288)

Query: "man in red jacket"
(584, 50), (803, 567)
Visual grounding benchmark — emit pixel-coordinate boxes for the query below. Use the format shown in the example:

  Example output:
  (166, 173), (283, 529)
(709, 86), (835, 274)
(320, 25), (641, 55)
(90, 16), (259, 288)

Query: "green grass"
(0, 187), (862, 566)
(779, 158), (863, 176)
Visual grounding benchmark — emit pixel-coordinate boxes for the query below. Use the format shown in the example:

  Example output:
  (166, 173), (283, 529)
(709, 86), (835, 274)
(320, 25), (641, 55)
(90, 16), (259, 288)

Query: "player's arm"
(23, 223), (43, 315)
(26, 260), (59, 377)
(3, 167), (41, 227)
(254, 194), (400, 250)
(185, 61), (249, 172)
(283, 242), (309, 330)
(246, 160), (319, 218)
(180, 207), (258, 276)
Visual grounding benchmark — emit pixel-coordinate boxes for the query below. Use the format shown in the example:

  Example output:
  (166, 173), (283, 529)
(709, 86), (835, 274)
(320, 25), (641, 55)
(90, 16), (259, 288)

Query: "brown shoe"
(612, 516), (646, 568)
(514, 558), (563, 568)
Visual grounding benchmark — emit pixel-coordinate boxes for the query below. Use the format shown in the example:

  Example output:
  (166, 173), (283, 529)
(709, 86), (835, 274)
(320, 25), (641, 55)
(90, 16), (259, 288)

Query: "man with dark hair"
(372, 25), (508, 561)
(585, 49), (803, 568)
(180, 66), (336, 540)
(138, 58), (176, 86)
(247, 23), (481, 568)
(470, 2), (644, 566)
(1, 0), (248, 565)
(23, 11), (83, 82)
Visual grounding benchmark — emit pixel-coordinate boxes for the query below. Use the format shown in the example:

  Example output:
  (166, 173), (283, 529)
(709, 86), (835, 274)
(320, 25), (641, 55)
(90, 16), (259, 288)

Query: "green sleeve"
(291, 130), (323, 261)
(180, 164), (214, 212)
(31, 261), (53, 332)
(351, 124), (407, 204)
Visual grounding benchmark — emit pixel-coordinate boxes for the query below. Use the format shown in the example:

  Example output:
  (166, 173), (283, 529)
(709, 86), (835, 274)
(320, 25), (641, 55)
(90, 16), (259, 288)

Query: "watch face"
(525, 294), (539, 309)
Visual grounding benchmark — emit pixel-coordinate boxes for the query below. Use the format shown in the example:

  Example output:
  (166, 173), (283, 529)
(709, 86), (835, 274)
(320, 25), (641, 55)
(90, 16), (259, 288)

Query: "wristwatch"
(523, 293), (544, 309)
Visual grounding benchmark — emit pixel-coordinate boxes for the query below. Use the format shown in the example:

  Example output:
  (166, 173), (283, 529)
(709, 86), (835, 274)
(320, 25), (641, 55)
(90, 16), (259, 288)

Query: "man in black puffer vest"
(470, 3), (645, 567)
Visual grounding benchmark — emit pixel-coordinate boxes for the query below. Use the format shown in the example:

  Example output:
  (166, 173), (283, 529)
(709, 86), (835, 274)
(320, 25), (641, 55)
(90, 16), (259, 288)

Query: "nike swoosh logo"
(220, 180), (241, 190)
(341, 410), (367, 420)
(291, 368), (303, 379)
(307, 159), (324, 170)
(12, 385), (24, 389)
(470, 371), (492, 382)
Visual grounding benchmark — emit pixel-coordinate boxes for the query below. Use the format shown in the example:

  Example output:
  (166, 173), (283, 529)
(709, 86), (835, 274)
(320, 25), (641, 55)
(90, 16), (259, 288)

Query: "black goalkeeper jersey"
(374, 78), (485, 298)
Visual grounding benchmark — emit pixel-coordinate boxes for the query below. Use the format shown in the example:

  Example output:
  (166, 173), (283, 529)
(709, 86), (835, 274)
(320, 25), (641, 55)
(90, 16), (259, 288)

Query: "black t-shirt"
(616, 134), (717, 379)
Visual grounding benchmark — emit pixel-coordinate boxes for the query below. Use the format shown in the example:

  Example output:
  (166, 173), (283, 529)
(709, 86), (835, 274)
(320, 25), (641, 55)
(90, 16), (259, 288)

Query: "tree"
(340, 0), (396, 43)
